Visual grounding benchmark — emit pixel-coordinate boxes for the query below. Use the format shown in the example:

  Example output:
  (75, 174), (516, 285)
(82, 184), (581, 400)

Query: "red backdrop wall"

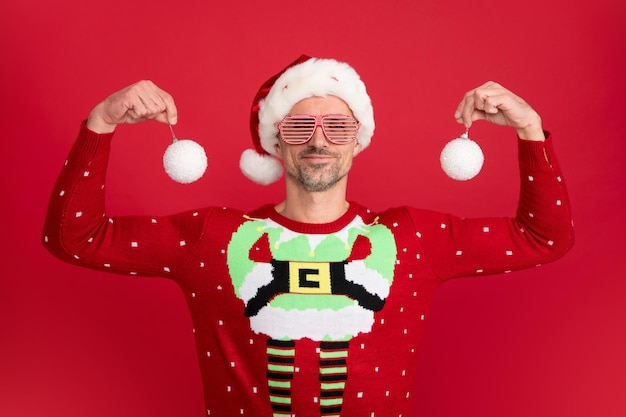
(2, 1), (625, 416)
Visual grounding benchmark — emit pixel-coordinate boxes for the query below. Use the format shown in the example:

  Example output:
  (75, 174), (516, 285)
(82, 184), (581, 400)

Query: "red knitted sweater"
(42, 123), (574, 417)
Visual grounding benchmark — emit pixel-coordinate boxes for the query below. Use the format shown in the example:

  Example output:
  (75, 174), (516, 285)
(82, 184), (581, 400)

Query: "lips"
(300, 150), (337, 160)
(303, 154), (334, 161)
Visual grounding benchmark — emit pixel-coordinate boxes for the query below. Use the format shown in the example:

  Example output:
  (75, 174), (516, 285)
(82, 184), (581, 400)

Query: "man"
(43, 55), (574, 417)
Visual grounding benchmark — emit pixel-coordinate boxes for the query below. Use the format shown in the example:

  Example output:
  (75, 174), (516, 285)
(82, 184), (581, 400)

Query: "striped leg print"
(266, 339), (296, 417)
(318, 341), (349, 417)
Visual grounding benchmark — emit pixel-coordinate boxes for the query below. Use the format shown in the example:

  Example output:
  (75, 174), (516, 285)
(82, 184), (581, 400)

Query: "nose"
(309, 125), (328, 147)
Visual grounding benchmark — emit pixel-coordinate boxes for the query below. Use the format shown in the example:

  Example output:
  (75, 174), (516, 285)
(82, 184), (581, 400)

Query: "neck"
(276, 179), (350, 224)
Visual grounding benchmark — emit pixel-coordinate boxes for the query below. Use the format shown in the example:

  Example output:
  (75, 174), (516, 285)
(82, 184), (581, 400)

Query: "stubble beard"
(288, 150), (346, 192)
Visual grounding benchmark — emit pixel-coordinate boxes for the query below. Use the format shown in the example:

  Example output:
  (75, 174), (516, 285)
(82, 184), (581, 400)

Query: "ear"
(273, 142), (284, 159)
(352, 141), (362, 157)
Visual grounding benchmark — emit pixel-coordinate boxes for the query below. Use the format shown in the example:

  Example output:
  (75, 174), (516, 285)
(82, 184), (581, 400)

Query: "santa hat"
(240, 55), (375, 185)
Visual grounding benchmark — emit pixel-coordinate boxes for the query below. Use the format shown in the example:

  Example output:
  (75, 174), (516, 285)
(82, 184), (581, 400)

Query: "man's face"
(274, 95), (361, 192)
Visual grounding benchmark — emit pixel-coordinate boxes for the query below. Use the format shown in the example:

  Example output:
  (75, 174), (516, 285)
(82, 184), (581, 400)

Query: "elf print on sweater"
(228, 214), (396, 415)
(42, 124), (574, 417)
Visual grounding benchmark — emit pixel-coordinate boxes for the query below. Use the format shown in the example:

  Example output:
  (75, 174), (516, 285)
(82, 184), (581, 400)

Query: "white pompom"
(440, 133), (484, 181)
(163, 139), (208, 184)
(240, 149), (284, 185)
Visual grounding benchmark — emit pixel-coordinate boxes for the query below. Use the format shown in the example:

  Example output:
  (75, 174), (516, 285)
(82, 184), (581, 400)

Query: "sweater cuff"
(72, 121), (115, 157)
(517, 130), (556, 171)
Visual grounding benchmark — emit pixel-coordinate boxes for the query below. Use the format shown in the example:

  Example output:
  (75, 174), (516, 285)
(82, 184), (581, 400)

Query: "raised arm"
(409, 82), (574, 279)
(42, 81), (211, 278)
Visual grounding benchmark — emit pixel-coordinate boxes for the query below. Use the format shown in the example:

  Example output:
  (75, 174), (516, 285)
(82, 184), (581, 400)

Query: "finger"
(126, 81), (178, 125)
(136, 82), (178, 125)
(137, 95), (166, 118)
(474, 82), (516, 113)
(459, 90), (477, 128)
(124, 95), (151, 123)
(156, 90), (178, 125)
(478, 90), (522, 120)
(481, 95), (501, 114)
(454, 91), (471, 128)
(464, 82), (507, 123)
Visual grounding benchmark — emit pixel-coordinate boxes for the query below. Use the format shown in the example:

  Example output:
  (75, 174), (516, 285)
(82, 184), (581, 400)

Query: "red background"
(1, 1), (625, 416)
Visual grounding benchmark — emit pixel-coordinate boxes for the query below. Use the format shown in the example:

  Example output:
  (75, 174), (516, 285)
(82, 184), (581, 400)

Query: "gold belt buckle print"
(288, 262), (332, 294)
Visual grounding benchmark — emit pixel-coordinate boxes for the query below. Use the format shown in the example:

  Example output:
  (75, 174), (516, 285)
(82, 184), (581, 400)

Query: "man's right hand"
(86, 80), (178, 134)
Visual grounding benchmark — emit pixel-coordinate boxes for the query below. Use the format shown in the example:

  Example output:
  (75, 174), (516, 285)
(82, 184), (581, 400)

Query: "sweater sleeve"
(406, 133), (574, 281)
(41, 123), (214, 278)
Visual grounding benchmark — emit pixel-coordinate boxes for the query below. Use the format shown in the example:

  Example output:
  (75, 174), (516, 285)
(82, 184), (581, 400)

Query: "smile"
(300, 149), (337, 159)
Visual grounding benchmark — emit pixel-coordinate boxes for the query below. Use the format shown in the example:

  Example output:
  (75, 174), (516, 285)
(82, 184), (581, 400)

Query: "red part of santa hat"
(240, 55), (375, 185)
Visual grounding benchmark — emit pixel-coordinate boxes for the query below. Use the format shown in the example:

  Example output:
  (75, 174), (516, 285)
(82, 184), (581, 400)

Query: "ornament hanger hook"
(168, 123), (178, 143)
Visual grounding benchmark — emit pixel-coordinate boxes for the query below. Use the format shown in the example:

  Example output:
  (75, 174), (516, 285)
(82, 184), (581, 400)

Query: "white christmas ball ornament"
(163, 139), (208, 184)
(440, 132), (484, 181)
